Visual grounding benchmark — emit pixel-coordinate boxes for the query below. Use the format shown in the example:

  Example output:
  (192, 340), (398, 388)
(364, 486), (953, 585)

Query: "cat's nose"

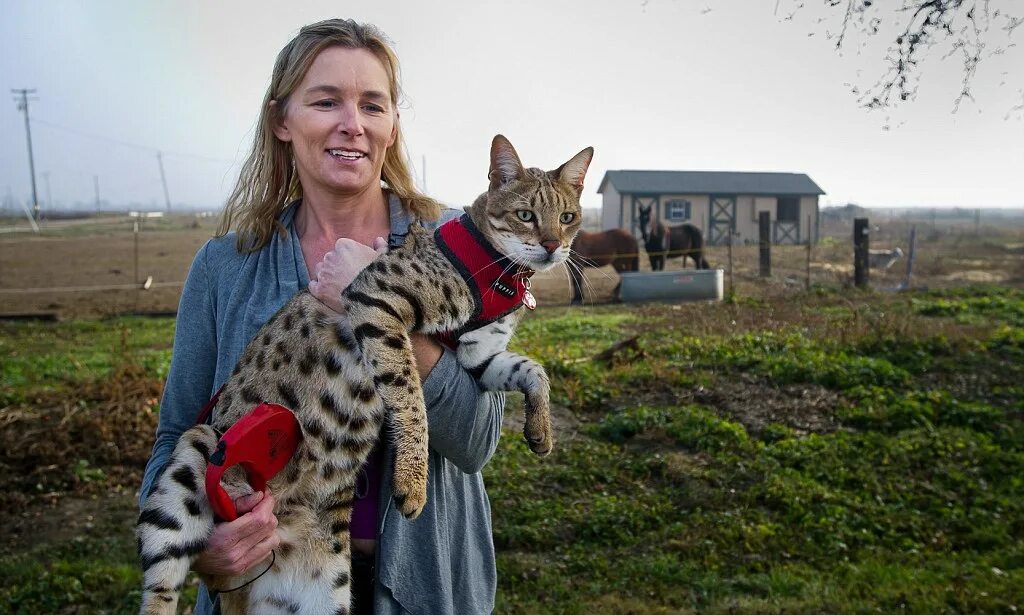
(541, 240), (560, 254)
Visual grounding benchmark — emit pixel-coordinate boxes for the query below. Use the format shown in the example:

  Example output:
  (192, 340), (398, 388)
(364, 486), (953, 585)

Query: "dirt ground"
(3, 214), (1021, 319)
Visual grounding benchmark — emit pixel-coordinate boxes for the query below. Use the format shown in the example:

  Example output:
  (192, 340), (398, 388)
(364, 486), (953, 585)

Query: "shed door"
(774, 196), (800, 244)
(708, 196), (736, 245)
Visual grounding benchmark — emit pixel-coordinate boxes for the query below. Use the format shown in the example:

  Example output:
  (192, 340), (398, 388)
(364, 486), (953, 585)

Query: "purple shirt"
(351, 442), (383, 539)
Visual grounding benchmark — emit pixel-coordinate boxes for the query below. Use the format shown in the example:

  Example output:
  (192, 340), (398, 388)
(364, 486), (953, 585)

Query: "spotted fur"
(136, 135), (593, 614)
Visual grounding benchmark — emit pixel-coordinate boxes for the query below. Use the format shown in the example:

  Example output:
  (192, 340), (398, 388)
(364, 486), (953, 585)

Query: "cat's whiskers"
(564, 254), (599, 302)
(465, 253), (520, 287)
(568, 250), (615, 284)
(572, 252), (600, 269)
(559, 260), (579, 305)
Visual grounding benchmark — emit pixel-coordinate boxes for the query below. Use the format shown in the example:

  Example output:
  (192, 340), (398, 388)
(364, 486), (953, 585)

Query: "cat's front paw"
(392, 460), (428, 520)
(524, 395), (554, 457)
(308, 237), (388, 313)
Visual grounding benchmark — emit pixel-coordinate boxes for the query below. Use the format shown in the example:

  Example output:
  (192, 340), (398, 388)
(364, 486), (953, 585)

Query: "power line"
(11, 89), (40, 221)
(28, 117), (236, 164)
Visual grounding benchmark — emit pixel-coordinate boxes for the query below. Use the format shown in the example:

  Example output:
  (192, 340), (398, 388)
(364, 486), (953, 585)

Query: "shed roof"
(598, 170), (825, 196)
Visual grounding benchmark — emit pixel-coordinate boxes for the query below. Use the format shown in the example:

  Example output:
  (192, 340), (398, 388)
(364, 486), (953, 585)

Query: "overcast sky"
(2, 0), (1022, 213)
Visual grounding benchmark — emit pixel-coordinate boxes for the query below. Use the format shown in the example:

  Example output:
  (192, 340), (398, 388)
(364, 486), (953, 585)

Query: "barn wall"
(657, 194), (709, 234)
(608, 186), (820, 244)
(800, 195), (819, 243)
(601, 184), (621, 231)
(754, 196), (776, 223)
(733, 196), (757, 243)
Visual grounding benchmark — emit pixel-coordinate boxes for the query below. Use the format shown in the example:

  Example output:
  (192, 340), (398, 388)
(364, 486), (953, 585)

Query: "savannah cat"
(135, 135), (593, 614)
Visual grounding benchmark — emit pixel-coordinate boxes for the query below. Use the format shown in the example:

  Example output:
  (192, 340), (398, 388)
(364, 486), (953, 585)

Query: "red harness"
(434, 214), (535, 348)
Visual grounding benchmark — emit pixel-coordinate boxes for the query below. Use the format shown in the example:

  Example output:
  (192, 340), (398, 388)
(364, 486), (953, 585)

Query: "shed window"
(777, 197), (800, 222)
(665, 199), (691, 220)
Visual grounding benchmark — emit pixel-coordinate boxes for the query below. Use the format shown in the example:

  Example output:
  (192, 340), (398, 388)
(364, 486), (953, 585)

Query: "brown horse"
(569, 229), (639, 303)
(637, 205), (710, 271)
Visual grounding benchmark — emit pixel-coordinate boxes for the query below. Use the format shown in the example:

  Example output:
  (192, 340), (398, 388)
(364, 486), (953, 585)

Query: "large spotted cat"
(135, 135), (593, 614)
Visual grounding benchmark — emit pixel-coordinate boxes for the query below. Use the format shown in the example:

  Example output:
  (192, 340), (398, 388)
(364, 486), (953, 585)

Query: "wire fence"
(0, 214), (1021, 318)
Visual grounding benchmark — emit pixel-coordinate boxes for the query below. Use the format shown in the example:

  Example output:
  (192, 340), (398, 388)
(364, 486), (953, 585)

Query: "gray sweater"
(140, 195), (502, 614)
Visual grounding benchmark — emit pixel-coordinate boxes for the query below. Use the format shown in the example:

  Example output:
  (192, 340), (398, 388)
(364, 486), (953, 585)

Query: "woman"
(140, 19), (504, 615)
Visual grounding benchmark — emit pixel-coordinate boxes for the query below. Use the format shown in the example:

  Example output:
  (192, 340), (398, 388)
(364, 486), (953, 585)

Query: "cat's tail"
(136, 425), (219, 615)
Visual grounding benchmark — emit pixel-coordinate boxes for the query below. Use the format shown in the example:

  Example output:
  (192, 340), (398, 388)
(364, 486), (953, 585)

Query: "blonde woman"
(140, 19), (503, 615)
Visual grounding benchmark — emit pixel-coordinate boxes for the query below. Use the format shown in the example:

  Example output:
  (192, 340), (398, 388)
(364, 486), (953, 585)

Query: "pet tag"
(522, 278), (537, 310)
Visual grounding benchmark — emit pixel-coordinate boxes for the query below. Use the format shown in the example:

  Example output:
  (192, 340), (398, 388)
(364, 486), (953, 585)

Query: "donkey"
(637, 204), (710, 271)
(569, 229), (639, 303)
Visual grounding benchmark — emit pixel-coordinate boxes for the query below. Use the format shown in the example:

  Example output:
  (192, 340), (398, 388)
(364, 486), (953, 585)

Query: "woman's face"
(274, 46), (397, 201)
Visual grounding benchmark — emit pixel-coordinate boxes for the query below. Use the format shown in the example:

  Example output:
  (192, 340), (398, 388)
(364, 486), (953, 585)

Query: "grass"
(488, 285), (1024, 613)
(1, 285), (1022, 613)
(0, 317), (173, 406)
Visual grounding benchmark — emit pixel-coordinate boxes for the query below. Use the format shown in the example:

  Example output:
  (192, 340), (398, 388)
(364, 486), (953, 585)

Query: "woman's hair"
(218, 18), (440, 251)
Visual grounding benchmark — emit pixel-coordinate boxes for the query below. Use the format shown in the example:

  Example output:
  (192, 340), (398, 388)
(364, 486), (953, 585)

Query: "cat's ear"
(489, 135), (524, 190)
(556, 146), (594, 193)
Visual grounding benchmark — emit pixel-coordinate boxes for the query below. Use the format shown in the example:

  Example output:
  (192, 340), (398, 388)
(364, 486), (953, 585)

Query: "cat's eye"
(559, 212), (576, 224)
(516, 210), (535, 222)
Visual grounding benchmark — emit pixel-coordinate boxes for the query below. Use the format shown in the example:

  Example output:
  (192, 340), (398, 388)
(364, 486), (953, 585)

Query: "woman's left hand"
(308, 236), (388, 313)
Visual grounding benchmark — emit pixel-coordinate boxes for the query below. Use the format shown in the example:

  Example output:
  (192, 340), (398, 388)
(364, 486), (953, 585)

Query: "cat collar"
(434, 214), (535, 343)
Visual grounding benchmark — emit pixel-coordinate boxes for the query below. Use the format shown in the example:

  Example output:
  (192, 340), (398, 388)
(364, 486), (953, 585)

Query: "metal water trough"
(619, 269), (724, 303)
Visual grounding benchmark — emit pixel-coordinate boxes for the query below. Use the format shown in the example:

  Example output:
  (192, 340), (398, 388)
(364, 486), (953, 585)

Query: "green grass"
(0, 317), (174, 405)
(485, 285), (1024, 613)
(1, 537), (143, 614)
(2, 285), (1022, 613)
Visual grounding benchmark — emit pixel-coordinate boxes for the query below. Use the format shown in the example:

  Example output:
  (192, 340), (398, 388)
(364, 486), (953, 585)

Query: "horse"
(568, 229), (639, 304)
(637, 205), (710, 271)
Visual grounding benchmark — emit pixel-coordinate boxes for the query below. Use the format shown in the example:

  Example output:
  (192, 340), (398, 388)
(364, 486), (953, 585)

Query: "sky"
(2, 0), (1022, 214)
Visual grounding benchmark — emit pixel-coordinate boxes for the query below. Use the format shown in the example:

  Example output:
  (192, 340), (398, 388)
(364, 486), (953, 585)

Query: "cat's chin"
(527, 256), (567, 273)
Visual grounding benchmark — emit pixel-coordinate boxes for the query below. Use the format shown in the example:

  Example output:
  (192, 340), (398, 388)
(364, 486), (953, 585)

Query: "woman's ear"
(270, 100), (291, 142)
(388, 111), (399, 148)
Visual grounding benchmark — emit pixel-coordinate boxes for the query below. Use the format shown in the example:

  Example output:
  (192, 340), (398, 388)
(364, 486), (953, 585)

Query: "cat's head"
(469, 135), (593, 272)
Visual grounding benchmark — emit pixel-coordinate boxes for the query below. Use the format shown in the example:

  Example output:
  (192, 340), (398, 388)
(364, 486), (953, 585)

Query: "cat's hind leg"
(242, 487), (356, 614)
(136, 425), (218, 615)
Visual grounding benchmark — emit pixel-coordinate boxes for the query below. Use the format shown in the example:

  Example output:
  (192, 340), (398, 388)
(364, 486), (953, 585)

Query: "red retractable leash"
(196, 390), (302, 522)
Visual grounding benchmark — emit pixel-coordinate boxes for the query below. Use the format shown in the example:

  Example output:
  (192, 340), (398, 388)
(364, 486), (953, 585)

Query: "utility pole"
(94, 175), (101, 213)
(11, 89), (40, 221)
(421, 155), (427, 192)
(156, 151), (171, 211)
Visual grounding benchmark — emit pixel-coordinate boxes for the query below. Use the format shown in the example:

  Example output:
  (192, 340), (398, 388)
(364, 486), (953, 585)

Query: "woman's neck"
(295, 187), (393, 281)
(295, 187), (392, 247)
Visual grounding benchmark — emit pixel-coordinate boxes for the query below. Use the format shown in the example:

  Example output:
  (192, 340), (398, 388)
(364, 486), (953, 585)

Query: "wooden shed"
(597, 170), (825, 245)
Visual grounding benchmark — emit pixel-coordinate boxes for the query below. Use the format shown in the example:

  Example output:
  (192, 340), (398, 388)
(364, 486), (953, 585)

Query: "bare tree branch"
(783, 0), (1021, 112)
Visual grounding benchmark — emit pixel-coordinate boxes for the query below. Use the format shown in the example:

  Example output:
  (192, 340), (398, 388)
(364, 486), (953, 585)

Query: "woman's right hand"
(308, 236), (388, 313)
(193, 491), (280, 577)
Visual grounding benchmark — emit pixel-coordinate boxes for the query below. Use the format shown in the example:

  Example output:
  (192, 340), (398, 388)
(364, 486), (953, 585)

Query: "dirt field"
(1, 214), (1022, 318)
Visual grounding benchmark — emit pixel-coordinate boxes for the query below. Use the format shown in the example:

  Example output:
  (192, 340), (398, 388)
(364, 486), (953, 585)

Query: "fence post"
(133, 218), (141, 311)
(901, 225), (917, 290)
(727, 228), (735, 301)
(759, 211), (771, 278)
(805, 215), (812, 291)
(133, 219), (140, 287)
(854, 217), (869, 288)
